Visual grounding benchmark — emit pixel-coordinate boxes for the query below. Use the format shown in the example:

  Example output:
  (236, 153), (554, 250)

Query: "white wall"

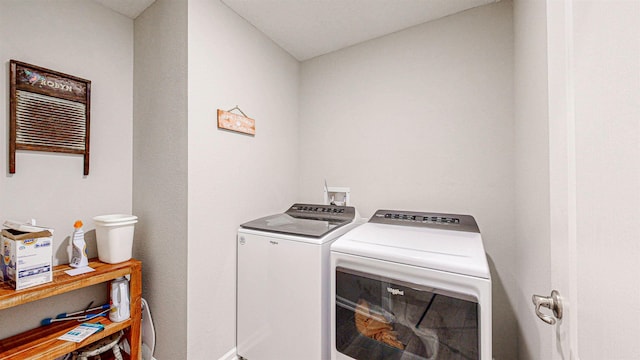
(512, 0), (552, 358)
(187, 0), (300, 358)
(298, 2), (517, 359)
(572, 2), (640, 358)
(0, 0), (133, 338)
(514, 2), (640, 359)
(133, 0), (188, 358)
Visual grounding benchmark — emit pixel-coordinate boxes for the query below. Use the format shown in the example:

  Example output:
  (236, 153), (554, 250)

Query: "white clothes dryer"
(237, 204), (361, 360)
(331, 210), (491, 360)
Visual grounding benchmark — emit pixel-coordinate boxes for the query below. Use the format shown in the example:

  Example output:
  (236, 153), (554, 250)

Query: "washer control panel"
(370, 209), (479, 233)
(287, 203), (355, 222)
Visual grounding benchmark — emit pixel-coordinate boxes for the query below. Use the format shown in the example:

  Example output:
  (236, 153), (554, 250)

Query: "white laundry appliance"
(331, 210), (491, 360)
(237, 203), (361, 360)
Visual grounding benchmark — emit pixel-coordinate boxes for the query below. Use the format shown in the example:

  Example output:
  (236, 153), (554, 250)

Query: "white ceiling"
(94, 0), (156, 19)
(95, 0), (498, 61)
(221, 0), (498, 61)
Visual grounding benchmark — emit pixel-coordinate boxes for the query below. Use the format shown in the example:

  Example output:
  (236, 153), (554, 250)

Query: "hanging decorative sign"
(217, 106), (255, 136)
(9, 60), (91, 175)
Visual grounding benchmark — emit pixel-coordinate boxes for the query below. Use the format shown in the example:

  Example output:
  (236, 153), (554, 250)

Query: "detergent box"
(1, 221), (53, 290)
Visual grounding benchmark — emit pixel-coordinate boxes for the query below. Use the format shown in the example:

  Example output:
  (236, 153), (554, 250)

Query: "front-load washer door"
(335, 267), (479, 360)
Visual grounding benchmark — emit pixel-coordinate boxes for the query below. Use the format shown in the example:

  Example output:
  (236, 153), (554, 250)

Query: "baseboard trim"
(218, 347), (237, 360)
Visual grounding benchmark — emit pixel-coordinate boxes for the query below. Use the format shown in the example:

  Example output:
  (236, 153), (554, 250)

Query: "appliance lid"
(332, 210), (489, 279)
(240, 203), (356, 238)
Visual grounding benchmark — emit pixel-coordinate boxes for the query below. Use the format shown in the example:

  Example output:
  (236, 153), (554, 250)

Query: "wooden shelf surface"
(0, 258), (139, 310)
(0, 316), (130, 360)
(0, 258), (142, 359)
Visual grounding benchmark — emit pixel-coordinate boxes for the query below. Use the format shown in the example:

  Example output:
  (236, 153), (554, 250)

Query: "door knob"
(532, 290), (563, 325)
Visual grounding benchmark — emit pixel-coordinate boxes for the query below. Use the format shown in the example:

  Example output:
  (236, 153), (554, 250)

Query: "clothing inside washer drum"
(355, 299), (404, 349)
(334, 265), (481, 360)
(337, 296), (439, 360)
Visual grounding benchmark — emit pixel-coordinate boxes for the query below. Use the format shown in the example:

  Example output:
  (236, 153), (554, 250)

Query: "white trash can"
(93, 214), (138, 264)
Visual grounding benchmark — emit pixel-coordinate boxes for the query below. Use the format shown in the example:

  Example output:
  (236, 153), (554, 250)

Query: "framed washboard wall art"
(9, 60), (91, 175)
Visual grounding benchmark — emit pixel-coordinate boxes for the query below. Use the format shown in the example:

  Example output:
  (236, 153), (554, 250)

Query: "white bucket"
(93, 214), (138, 264)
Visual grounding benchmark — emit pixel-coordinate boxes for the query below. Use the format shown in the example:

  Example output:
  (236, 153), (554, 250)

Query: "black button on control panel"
(286, 204), (354, 222)
(296, 205), (345, 213)
(371, 209), (478, 232)
(383, 212), (460, 224)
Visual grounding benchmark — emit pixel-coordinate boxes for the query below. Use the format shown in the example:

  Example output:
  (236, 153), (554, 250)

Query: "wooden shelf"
(0, 259), (137, 309)
(0, 258), (142, 360)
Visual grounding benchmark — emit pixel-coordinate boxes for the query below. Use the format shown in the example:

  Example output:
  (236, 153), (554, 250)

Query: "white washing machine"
(331, 210), (491, 360)
(237, 203), (361, 360)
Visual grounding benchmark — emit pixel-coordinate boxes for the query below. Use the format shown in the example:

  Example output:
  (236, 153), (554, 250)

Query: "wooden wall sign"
(217, 108), (255, 136)
(9, 60), (91, 175)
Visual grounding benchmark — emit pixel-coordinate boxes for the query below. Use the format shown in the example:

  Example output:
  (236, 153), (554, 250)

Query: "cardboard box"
(1, 223), (53, 290)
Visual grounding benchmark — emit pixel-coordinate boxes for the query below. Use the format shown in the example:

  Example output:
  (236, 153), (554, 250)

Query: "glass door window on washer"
(335, 268), (479, 360)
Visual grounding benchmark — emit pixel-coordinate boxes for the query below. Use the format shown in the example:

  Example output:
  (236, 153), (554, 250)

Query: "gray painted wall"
(297, 2), (517, 359)
(0, 0), (133, 339)
(133, 0), (189, 358)
(133, 0), (299, 358)
(187, 0), (300, 357)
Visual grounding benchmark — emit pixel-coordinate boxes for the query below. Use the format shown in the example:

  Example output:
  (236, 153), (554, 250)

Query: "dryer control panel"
(370, 209), (479, 233)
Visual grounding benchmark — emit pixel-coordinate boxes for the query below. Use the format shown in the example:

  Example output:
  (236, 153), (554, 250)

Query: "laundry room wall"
(297, 1), (516, 359)
(0, 0), (133, 339)
(187, 0), (300, 359)
(133, 0), (188, 358)
(512, 0), (552, 358)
